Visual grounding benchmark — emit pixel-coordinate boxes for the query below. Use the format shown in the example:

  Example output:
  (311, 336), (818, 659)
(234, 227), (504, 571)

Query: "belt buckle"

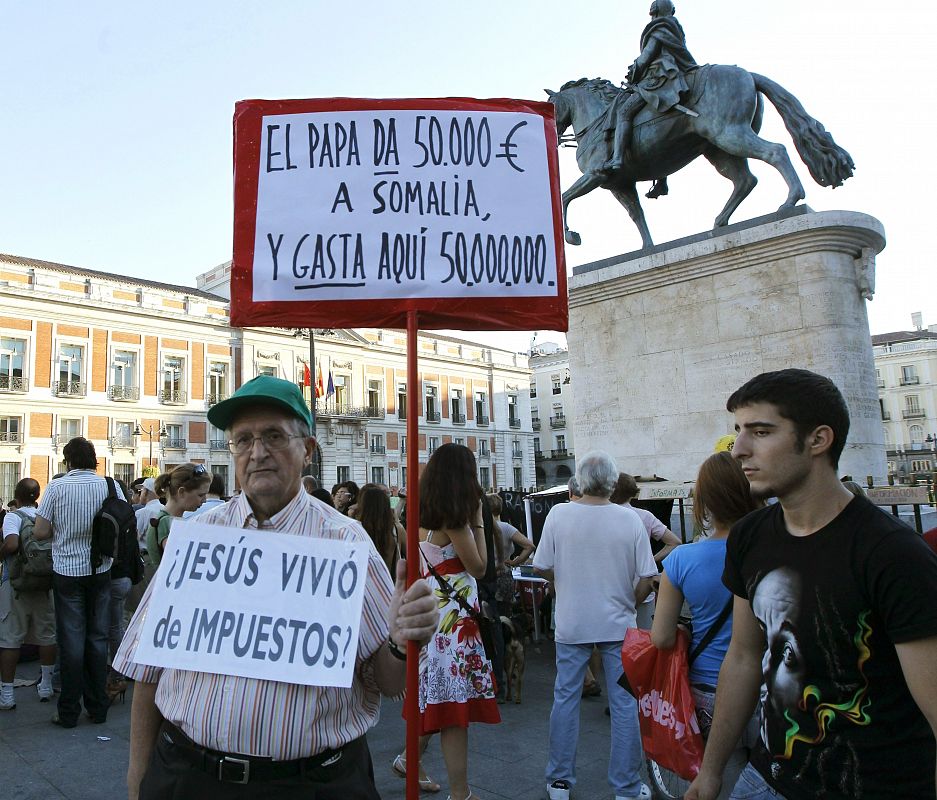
(218, 755), (251, 784)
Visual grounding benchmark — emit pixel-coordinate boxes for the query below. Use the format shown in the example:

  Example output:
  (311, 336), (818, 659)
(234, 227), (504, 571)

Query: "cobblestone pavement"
(2, 638), (647, 800)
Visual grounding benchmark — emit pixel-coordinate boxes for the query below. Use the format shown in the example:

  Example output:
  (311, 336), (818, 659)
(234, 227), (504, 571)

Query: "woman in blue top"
(651, 452), (761, 800)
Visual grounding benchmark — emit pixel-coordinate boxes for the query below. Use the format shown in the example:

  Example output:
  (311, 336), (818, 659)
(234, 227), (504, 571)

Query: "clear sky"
(2, 1), (933, 351)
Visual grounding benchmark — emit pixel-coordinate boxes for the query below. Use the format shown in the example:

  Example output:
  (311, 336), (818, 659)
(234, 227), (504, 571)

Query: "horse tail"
(752, 73), (855, 188)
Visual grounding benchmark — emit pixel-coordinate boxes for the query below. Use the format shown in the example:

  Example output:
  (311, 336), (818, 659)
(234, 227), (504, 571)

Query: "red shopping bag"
(619, 628), (705, 780)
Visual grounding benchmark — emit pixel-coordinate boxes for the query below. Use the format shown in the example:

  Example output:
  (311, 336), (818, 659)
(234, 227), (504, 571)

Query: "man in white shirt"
(134, 478), (162, 547)
(534, 451), (658, 800)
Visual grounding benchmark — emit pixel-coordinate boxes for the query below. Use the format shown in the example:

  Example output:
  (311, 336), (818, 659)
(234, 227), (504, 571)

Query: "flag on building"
(302, 362), (311, 387)
(326, 370), (335, 399)
(315, 362), (325, 398)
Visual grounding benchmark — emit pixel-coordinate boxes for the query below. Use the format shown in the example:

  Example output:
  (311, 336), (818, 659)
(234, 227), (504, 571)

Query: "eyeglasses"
(227, 431), (305, 455)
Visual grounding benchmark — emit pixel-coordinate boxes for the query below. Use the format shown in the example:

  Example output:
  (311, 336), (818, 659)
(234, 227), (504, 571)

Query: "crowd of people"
(2, 368), (936, 800)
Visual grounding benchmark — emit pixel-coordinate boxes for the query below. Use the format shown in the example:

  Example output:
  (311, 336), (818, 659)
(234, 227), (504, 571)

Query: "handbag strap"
(419, 544), (481, 622)
(688, 595), (734, 666)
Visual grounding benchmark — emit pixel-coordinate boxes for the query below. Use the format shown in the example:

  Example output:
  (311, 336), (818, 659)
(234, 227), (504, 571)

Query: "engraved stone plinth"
(568, 209), (887, 484)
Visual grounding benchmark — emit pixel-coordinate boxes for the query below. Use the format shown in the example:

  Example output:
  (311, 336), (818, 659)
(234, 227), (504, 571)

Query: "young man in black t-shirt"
(686, 369), (937, 800)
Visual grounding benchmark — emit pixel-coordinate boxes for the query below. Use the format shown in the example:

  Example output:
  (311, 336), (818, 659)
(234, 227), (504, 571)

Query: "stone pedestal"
(568, 209), (887, 484)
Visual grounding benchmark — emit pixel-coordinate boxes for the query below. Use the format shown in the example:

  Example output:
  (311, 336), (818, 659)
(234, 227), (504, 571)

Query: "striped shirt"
(36, 470), (119, 577)
(113, 489), (395, 760)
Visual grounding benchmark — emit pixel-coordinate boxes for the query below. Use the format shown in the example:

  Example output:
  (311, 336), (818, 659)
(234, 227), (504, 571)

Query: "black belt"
(159, 721), (348, 784)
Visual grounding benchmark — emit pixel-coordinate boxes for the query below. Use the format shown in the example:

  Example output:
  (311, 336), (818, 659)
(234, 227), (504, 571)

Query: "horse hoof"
(565, 231), (581, 246)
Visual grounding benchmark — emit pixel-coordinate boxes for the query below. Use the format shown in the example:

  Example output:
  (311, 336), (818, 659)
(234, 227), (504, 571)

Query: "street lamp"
(133, 422), (167, 469)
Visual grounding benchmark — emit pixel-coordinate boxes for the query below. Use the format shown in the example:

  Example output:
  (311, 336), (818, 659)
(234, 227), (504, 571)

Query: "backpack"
(8, 509), (54, 593)
(90, 477), (138, 577)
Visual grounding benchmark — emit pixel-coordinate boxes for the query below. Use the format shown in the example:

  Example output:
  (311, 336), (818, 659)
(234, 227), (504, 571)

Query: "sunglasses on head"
(193, 464), (208, 476)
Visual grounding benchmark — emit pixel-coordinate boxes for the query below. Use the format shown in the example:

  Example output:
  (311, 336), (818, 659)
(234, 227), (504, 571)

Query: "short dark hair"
(609, 473), (639, 504)
(726, 369), (850, 468)
(62, 437), (98, 470)
(13, 478), (40, 507)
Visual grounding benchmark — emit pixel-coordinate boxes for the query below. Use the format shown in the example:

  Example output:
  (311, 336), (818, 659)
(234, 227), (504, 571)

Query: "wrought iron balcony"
(365, 405), (385, 419)
(54, 380), (86, 397)
(551, 448), (569, 458)
(370, 445), (386, 454)
(317, 404), (380, 419)
(208, 392), (228, 406)
(452, 412), (466, 424)
(900, 376), (920, 386)
(110, 436), (134, 449)
(108, 385), (139, 401)
(426, 410), (441, 423)
(512, 449), (524, 459)
(532, 417), (541, 431)
(476, 414), (490, 426)
(477, 448), (490, 459)
(160, 389), (188, 405)
(509, 416), (521, 429)
(0, 375), (28, 393)
(902, 409), (926, 419)
(534, 449), (543, 460)
(164, 438), (187, 449)
(550, 415), (567, 428)
(0, 431), (23, 444)
(210, 439), (228, 451)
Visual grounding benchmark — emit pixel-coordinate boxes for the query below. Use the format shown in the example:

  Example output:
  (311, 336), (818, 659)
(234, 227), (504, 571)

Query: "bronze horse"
(547, 67), (854, 248)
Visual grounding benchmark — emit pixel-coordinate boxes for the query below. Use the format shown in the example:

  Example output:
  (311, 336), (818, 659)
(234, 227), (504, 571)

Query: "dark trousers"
(140, 724), (381, 800)
(52, 571), (111, 724)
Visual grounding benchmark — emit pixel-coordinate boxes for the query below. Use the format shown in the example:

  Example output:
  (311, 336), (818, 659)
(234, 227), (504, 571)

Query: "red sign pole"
(404, 309), (421, 800)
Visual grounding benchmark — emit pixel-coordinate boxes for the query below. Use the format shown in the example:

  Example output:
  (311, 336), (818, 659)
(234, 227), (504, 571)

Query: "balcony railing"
(110, 436), (134, 449)
(534, 449), (543, 459)
(476, 414), (490, 426)
(54, 380), (86, 397)
(478, 449), (490, 459)
(876, 379), (885, 388)
(365, 406), (384, 419)
(0, 375), (28, 393)
(512, 449), (523, 459)
(452, 412), (466, 425)
(108, 385), (139, 401)
(208, 392), (228, 406)
(550, 415), (567, 428)
(902, 409), (926, 419)
(160, 389), (188, 405)
(0, 431), (24, 444)
(900, 376), (920, 386)
(882, 412), (891, 421)
(164, 438), (186, 449)
(552, 448), (570, 458)
(531, 417), (541, 431)
(317, 404), (381, 419)
(210, 439), (228, 451)
(370, 445), (386, 455)
(426, 410), (441, 423)
(508, 416), (521, 429)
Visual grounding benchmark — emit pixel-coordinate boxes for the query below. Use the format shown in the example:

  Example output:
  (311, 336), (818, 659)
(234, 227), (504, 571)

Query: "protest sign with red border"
(231, 97), (567, 331)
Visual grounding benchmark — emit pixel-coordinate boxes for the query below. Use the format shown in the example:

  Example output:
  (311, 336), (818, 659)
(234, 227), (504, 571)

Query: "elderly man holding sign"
(114, 376), (439, 800)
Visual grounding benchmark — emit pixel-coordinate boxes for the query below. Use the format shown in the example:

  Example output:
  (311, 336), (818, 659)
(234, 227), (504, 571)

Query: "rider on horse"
(603, 0), (698, 195)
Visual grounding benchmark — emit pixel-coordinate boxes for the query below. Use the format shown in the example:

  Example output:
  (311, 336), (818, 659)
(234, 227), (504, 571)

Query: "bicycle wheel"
(646, 758), (691, 800)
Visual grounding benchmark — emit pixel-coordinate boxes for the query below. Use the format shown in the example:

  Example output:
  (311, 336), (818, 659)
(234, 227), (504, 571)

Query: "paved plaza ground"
(1, 638), (644, 800)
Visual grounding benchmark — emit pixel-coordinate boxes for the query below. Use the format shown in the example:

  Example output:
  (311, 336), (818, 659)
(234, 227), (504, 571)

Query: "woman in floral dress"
(399, 443), (500, 800)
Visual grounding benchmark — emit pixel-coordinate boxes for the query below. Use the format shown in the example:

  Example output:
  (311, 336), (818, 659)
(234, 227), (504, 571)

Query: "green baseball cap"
(207, 375), (314, 432)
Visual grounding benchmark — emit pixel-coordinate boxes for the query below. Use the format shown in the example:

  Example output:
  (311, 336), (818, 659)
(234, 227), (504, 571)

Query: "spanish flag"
(315, 362), (326, 399)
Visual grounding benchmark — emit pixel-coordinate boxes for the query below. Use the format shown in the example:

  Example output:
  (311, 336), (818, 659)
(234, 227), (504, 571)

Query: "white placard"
(638, 482), (694, 500)
(252, 109), (559, 302)
(134, 521), (369, 688)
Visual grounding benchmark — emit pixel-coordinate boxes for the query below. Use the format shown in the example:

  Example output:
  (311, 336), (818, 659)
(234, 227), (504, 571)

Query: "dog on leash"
(500, 612), (532, 703)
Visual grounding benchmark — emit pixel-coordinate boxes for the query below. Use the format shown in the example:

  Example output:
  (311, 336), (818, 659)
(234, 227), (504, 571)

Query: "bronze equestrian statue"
(547, 0), (854, 248)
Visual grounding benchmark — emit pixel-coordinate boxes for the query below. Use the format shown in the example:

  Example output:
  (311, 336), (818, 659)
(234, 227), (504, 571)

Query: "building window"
(371, 466), (385, 484)
(162, 356), (187, 404)
(530, 383), (537, 398)
(367, 379), (382, 417)
(475, 391), (489, 424)
(534, 440), (542, 457)
(56, 344), (85, 395)
(165, 423), (185, 449)
(428, 436), (440, 454)
(910, 425), (924, 444)
(455, 437), (465, 446)
(512, 437), (522, 458)
(370, 434), (385, 454)
(479, 466), (490, 489)
(397, 383), (407, 420)
(111, 351), (136, 387)
(513, 466), (523, 489)
(425, 385), (440, 422)
(114, 463), (135, 486)
(552, 379), (561, 395)
(901, 365), (919, 385)
(58, 418), (81, 445)
(911, 459), (932, 472)
(556, 434), (566, 455)
(876, 369), (884, 388)
(334, 375), (349, 411)
(257, 364), (277, 377)
(336, 465), (350, 483)
(112, 420), (134, 448)
(508, 395), (520, 427)
(0, 337), (27, 392)
(211, 464), (230, 495)
(0, 416), (23, 444)
(401, 435), (407, 454)
(479, 439), (489, 457)
(0, 462), (21, 501)
(400, 466), (407, 489)
(451, 388), (465, 423)
(209, 362), (228, 404)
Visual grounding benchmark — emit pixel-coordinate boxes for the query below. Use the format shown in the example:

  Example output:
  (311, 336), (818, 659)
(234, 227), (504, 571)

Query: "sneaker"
(0, 696), (15, 711)
(547, 779), (571, 800)
(615, 784), (651, 800)
(37, 683), (54, 702)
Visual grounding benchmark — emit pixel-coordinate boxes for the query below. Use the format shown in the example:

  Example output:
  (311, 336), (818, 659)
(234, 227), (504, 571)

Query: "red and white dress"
(415, 533), (500, 734)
